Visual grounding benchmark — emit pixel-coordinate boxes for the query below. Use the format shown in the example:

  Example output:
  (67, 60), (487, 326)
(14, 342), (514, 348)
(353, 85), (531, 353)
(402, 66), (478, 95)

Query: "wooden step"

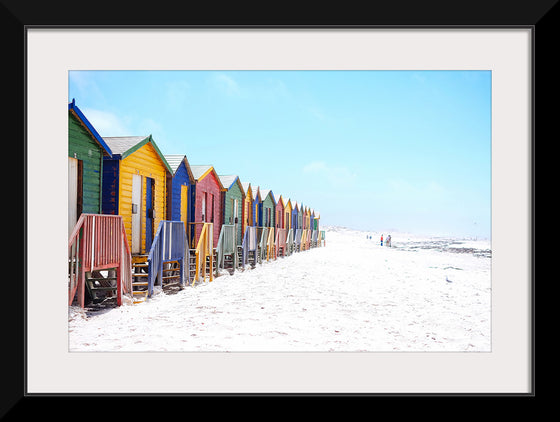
(87, 276), (117, 282)
(87, 285), (116, 292)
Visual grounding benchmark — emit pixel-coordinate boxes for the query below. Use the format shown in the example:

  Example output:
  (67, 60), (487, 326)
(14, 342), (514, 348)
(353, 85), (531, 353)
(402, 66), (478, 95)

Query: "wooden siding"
(292, 204), (299, 231)
(261, 192), (275, 228)
(194, 171), (222, 246)
(222, 179), (244, 244)
(275, 196), (285, 229)
(68, 113), (103, 214)
(169, 160), (194, 225)
(101, 159), (119, 215)
(242, 185), (253, 235)
(118, 142), (167, 254)
(284, 199), (292, 231)
(252, 188), (261, 227)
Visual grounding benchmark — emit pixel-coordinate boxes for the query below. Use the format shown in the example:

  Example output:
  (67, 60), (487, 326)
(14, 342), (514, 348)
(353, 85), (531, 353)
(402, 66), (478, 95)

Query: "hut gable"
(68, 99), (113, 158)
(292, 201), (300, 231)
(164, 154), (195, 225)
(275, 195), (285, 229)
(102, 135), (170, 254)
(252, 186), (261, 227)
(218, 175), (245, 243)
(259, 189), (276, 228)
(284, 198), (293, 231)
(191, 165), (224, 246)
(241, 182), (253, 232)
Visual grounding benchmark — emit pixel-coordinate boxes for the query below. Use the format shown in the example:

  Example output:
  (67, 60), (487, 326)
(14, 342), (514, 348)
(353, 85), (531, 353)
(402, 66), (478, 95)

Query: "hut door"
(131, 174), (142, 254)
(233, 199), (239, 242)
(145, 177), (155, 251)
(181, 184), (189, 231)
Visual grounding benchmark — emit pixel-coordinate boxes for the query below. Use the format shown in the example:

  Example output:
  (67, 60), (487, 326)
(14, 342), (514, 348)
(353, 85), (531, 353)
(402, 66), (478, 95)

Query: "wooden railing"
(275, 228), (287, 258)
(241, 226), (257, 269)
(256, 227), (267, 263)
(188, 222), (206, 249)
(68, 214), (132, 308)
(216, 224), (237, 274)
(300, 229), (308, 251)
(147, 221), (186, 297)
(286, 228), (294, 255)
(265, 227), (275, 261)
(294, 228), (303, 252)
(304, 229), (311, 250)
(193, 222), (213, 286)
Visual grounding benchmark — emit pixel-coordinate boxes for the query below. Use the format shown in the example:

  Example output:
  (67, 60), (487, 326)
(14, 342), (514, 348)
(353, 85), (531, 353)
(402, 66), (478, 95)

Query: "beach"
(68, 227), (491, 352)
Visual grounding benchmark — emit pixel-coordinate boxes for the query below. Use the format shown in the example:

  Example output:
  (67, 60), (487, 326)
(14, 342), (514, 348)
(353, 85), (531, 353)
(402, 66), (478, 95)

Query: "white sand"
(68, 227), (491, 352)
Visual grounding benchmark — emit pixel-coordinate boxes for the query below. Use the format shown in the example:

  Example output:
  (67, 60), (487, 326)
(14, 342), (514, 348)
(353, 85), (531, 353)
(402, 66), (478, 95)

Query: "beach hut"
(291, 201), (299, 232)
(299, 203), (305, 230)
(190, 165), (225, 248)
(275, 195), (285, 229)
(219, 175), (245, 245)
(68, 101), (134, 307)
(305, 206), (312, 231)
(164, 154), (195, 239)
(284, 198), (292, 231)
(241, 182), (253, 234)
(259, 189), (276, 229)
(252, 185), (262, 227)
(292, 201), (302, 252)
(102, 135), (172, 255)
(68, 100), (113, 237)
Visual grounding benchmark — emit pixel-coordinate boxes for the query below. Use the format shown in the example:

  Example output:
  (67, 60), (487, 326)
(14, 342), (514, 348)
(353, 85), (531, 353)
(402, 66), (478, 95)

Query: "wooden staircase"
(83, 269), (117, 305)
(187, 249), (197, 284)
(131, 254), (149, 304)
(209, 248), (217, 276)
(161, 260), (183, 294)
(187, 247), (217, 285)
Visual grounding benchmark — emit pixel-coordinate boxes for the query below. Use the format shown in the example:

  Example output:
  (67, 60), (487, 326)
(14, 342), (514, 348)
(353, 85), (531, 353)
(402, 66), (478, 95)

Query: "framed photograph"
(15, 0), (545, 407)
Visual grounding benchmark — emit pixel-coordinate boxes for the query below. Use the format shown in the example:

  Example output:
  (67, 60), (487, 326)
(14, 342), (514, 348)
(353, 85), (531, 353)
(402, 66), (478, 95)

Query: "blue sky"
(69, 70), (491, 239)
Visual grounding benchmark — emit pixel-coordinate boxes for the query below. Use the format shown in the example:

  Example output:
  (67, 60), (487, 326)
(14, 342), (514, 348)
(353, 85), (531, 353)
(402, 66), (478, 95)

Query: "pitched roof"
(190, 165), (225, 189)
(260, 189), (275, 205)
(218, 175), (238, 191)
(241, 182), (252, 194)
(68, 99), (112, 157)
(190, 165), (212, 180)
(164, 154), (195, 183)
(253, 185), (261, 201)
(102, 134), (173, 174)
(102, 136), (149, 155)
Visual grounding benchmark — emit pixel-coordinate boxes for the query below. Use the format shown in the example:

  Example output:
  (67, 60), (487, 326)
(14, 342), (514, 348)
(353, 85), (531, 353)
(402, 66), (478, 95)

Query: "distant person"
(386, 234), (392, 247)
(380, 234), (383, 246)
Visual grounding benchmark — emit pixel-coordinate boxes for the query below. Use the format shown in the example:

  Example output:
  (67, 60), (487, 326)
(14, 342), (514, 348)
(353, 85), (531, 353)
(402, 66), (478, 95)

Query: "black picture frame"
(10, 0), (550, 413)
